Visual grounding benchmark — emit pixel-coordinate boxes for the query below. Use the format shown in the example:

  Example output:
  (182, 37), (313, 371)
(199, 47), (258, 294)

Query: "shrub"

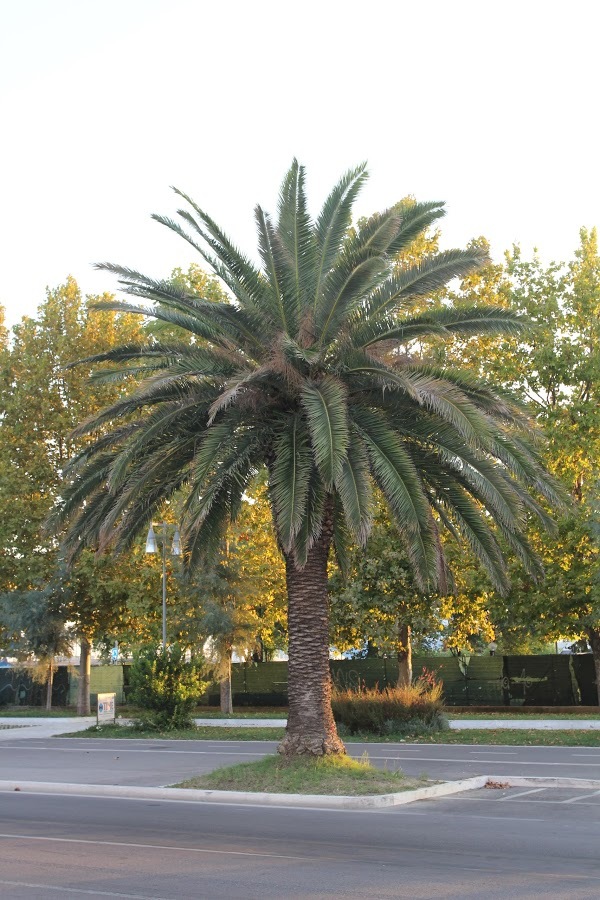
(129, 644), (209, 731)
(331, 675), (447, 736)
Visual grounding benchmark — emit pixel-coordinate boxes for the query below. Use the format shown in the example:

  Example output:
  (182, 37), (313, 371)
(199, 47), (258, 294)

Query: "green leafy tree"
(55, 161), (562, 755)
(330, 508), (441, 686)
(0, 278), (145, 590)
(439, 230), (600, 695)
(0, 580), (72, 709)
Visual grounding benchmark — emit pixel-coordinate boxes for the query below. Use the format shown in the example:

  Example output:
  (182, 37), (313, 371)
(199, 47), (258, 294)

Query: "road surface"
(1, 786), (600, 898)
(1, 736), (599, 785)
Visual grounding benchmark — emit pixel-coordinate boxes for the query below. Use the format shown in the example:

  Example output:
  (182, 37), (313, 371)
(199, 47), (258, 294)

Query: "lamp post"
(145, 522), (181, 648)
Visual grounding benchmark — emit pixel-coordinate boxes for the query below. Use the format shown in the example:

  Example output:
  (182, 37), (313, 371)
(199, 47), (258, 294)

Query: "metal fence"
(1, 654), (597, 708)
(220, 654), (597, 707)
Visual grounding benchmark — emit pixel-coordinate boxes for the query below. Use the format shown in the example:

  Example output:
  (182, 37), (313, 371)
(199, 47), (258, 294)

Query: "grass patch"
(398, 729), (600, 747)
(195, 709), (288, 719)
(0, 707), (82, 718)
(59, 723), (286, 740)
(174, 753), (426, 795)
(60, 724), (600, 747)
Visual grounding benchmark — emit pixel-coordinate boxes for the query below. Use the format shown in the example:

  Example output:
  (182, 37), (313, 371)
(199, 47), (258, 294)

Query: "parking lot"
(450, 784), (600, 807)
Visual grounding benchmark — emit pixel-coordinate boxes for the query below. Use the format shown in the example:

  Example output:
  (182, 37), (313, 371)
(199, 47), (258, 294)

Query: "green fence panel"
(503, 655), (577, 706)
(0, 666), (70, 707)
(89, 665), (126, 704)
(228, 654), (595, 707)
(571, 654), (597, 705)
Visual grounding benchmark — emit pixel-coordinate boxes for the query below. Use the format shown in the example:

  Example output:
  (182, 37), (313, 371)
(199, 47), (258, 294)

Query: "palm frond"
(351, 406), (438, 589)
(301, 377), (349, 489)
(270, 415), (313, 551)
(333, 428), (373, 544)
(314, 163), (368, 304)
(385, 200), (447, 256)
(277, 159), (317, 313)
(293, 466), (326, 568)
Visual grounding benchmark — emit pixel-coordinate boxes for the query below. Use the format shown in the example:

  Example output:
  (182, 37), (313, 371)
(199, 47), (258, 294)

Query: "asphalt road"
(1, 737), (600, 785)
(1, 787), (600, 898)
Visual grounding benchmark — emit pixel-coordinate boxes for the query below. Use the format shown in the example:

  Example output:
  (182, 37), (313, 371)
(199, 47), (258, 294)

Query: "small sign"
(97, 692), (116, 725)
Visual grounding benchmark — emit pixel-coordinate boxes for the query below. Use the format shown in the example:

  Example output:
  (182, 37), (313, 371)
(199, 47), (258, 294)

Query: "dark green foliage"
(129, 644), (209, 730)
(0, 578), (72, 662)
(55, 160), (561, 594)
(331, 678), (447, 736)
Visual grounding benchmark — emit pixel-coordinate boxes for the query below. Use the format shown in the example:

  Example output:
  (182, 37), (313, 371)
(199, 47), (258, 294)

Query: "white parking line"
(498, 788), (546, 801)
(562, 790), (600, 804)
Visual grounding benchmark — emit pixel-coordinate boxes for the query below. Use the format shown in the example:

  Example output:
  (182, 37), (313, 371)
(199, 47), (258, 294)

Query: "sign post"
(97, 692), (116, 725)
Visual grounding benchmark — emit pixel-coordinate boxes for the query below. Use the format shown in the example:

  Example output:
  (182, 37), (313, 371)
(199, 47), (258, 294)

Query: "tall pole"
(161, 521), (167, 648)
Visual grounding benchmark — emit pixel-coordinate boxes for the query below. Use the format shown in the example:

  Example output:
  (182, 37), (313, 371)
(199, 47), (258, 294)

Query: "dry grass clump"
(331, 675), (447, 737)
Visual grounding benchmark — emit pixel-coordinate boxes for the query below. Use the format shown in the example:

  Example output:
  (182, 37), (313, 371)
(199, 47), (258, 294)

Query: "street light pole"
(161, 522), (167, 649)
(145, 522), (181, 649)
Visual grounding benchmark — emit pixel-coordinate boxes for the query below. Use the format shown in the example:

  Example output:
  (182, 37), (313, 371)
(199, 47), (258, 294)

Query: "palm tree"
(55, 161), (563, 755)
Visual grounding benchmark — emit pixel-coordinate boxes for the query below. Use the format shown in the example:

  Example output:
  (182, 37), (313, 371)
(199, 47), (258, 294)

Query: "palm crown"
(58, 161), (561, 594)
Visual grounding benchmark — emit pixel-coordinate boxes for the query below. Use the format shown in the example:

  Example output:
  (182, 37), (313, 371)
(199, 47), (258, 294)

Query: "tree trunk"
(589, 628), (600, 707)
(45, 662), (54, 711)
(220, 652), (233, 714)
(77, 636), (92, 716)
(278, 538), (345, 757)
(396, 622), (412, 689)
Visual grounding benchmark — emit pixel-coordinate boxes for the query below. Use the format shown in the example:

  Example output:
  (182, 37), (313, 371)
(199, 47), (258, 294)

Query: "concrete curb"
(0, 776), (489, 809)
(488, 775), (600, 790)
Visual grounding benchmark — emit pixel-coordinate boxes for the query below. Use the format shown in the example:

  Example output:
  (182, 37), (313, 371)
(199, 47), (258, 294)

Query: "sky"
(1, 0), (598, 327)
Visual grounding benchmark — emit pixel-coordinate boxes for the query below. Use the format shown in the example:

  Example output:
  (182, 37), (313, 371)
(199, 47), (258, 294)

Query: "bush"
(331, 675), (448, 737)
(129, 644), (209, 731)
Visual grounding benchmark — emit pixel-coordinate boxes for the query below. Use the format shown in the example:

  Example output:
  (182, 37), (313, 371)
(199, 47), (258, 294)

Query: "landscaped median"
(4, 773), (600, 810)
(0, 773), (490, 810)
(174, 753), (425, 795)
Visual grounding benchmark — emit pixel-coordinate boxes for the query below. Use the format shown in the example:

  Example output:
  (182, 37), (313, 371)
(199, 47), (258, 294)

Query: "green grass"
(60, 723), (286, 740)
(173, 753), (426, 795)
(194, 709), (288, 719)
(404, 729), (600, 746)
(60, 723), (600, 747)
(0, 706), (82, 718)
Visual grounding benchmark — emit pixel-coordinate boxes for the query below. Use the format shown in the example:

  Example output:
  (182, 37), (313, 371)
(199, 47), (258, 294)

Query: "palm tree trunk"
(220, 651), (233, 714)
(77, 636), (92, 716)
(396, 622), (412, 688)
(278, 538), (345, 757)
(589, 628), (600, 707)
(45, 662), (54, 711)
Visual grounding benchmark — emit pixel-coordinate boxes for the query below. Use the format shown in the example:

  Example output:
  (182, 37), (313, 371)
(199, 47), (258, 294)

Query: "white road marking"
(3, 745), (600, 768)
(561, 790), (600, 803)
(0, 831), (318, 861)
(469, 751), (517, 756)
(498, 788), (546, 800)
(446, 796), (600, 807)
(0, 880), (171, 899)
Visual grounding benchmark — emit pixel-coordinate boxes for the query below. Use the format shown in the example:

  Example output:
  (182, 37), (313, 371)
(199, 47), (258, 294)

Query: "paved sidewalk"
(1, 715), (599, 737)
(450, 718), (600, 730)
(0, 717), (95, 740)
(192, 716), (600, 730)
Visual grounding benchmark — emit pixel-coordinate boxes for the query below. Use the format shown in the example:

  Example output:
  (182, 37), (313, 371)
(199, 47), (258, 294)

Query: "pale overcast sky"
(1, 0), (598, 326)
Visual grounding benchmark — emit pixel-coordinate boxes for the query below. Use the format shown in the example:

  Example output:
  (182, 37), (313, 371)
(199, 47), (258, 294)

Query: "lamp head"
(171, 528), (182, 556)
(145, 525), (157, 554)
